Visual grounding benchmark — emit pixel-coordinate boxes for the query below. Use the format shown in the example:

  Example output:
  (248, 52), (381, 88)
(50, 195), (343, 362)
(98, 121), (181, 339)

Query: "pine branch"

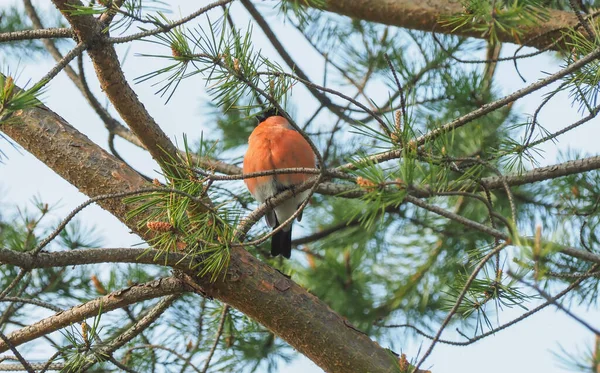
(2, 80), (404, 373)
(241, 0), (356, 124)
(80, 295), (180, 371)
(22, 0), (144, 158)
(509, 272), (600, 335)
(0, 363), (63, 371)
(124, 345), (203, 373)
(107, 0), (234, 45)
(51, 0), (184, 180)
(22, 0), (82, 88)
(412, 242), (509, 372)
(0, 277), (186, 353)
(0, 297), (64, 313)
(310, 0), (586, 50)
(0, 332), (34, 373)
(0, 27), (72, 42)
(200, 304), (229, 373)
(336, 45), (600, 172)
(379, 265), (598, 346)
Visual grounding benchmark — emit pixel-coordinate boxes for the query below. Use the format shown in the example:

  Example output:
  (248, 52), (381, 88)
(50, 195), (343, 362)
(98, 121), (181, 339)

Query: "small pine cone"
(225, 334), (234, 348)
(171, 45), (182, 58)
(398, 353), (409, 372)
(122, 350), (132, 365)
(343, 249), (350, 264)
(186, 339), (194, 352)
(90, 275), (107, 295)
(4, 76), (14, 101)
(81, 321), (89, 344)
(407, 139), (417, 151)
(305, 250), (316, 269)
(394, 110), (402, 130)
(390, 133), (401, 144)
(233, 58), (240, 72)
(146, 221), (173, 232)
(152, 178), (162, 187)
(176, 241), (187, 252)
(356, 176), (377, 190)
(394, 178), (405, 189)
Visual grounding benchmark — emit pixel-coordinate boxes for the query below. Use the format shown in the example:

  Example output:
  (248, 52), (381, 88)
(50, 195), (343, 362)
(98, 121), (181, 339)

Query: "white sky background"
(0, 1), (599, 372)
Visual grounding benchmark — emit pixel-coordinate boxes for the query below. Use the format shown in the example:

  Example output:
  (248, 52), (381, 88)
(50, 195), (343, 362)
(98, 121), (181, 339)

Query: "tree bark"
(1, 102), (402, 372)
(313, 0), (583, 50)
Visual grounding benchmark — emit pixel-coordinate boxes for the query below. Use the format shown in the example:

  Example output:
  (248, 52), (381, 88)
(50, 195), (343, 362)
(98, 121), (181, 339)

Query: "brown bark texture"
(315, 0), (583, 50)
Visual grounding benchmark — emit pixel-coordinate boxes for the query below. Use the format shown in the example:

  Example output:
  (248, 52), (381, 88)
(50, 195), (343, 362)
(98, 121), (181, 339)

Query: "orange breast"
(243, 118), (316, 195)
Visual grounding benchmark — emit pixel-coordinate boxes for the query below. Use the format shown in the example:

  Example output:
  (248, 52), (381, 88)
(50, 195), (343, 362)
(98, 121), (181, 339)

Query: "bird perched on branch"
(243, 109), (316, 259)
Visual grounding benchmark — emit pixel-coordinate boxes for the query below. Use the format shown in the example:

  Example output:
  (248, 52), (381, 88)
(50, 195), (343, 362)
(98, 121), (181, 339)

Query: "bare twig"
(510, 271), (600, 335)
(0, 28), (72, 42)
(0, 331), (34, 373)
(201, 304), (229, 373)
(125, 344), (203, 373)
(0, 297), (63, 313)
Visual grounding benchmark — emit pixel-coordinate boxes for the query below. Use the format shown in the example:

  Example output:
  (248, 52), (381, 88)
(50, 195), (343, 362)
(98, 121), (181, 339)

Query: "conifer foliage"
(1, 0), (600, 372)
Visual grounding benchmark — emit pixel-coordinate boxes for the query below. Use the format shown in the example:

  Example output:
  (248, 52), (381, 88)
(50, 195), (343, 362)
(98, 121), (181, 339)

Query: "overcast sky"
(1, 1), (599, 372)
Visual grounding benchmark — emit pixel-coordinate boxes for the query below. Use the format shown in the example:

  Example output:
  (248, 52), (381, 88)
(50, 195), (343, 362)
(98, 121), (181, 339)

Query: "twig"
(384, 54), (407, 131)
(107, 0), (234, 44)
(336, 45), (600, 171)
(240, 0), (357, 125)
(0, 270), (28, 300)
(381, 265), (598, 346)
(0, 332), (34, 373)
(80, 295), (180, 371)
(36, 43), (87, 87)
(405, 195), (506, 240)
(411, 242), (508, 372)
(0, 297), (63, 313)
(509, 271), (600, 335)
(125, 344), (203, 373)
(0, 28), (72, 42)
(0, 362), (63, 371)
(292, 219), (361, 246)
(31, 187), (213, 255)
(201, 304), (229, 373)
(0, 278), (186, 353)
(38, 350), (62, 373)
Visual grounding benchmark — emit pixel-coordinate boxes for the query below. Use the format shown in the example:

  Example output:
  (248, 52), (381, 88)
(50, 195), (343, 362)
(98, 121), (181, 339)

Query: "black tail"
(271, 227), (292, 259)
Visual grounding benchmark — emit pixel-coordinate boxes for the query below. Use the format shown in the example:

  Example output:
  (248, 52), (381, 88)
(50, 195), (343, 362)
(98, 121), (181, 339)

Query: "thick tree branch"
(1, 93), (401, 373)
(51, 0), (182, 176)
(312, 0), (585, 50)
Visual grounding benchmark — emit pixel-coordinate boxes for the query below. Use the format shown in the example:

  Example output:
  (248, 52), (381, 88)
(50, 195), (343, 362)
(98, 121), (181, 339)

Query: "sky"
(1, 1), (599, 373)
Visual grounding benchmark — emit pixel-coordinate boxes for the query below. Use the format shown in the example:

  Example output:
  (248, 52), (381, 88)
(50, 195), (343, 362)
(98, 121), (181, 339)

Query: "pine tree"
(1, 0), (600, 372)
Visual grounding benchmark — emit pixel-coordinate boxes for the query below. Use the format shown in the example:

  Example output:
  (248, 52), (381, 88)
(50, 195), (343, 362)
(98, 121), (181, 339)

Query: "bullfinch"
(243, 109), (316, 258)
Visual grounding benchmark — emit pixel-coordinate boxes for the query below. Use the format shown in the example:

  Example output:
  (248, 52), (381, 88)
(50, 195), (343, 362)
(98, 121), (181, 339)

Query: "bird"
(243, 109), (316, 259)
